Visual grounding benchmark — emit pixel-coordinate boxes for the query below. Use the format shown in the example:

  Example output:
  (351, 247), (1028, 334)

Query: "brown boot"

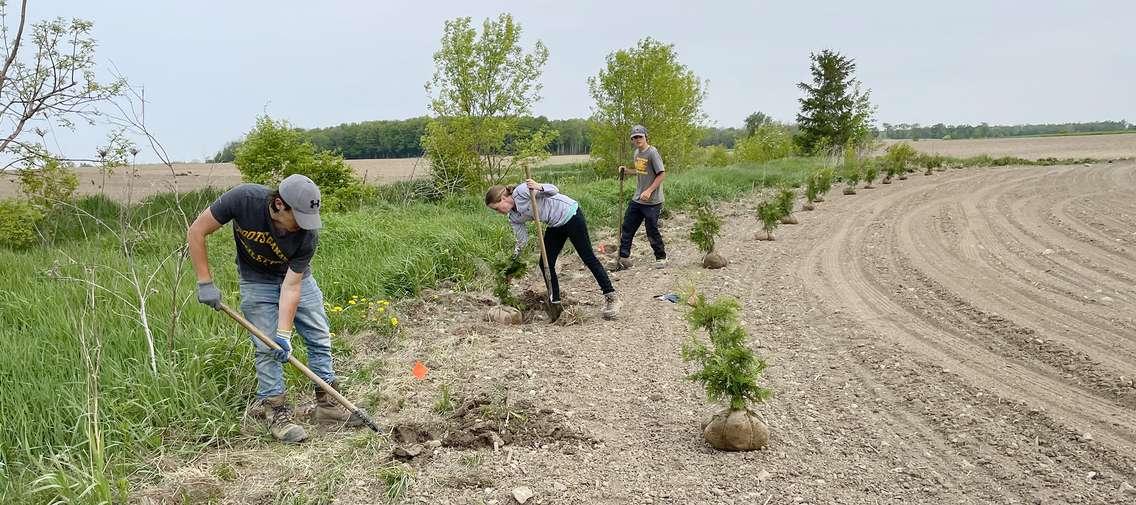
(248, 395), (308, 444)
(313, 382), (365, 428)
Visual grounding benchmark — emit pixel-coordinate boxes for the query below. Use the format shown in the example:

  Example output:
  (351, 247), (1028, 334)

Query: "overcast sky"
(20, 0), (1136, 162)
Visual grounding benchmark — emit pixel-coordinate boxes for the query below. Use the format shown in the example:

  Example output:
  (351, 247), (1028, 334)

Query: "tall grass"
(0, 157), (819, 503)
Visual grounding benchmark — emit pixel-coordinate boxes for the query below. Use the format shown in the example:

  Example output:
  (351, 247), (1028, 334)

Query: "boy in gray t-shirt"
(613, 124), (668, 270)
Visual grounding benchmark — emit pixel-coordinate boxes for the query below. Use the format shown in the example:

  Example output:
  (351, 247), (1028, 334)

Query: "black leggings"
(540, 208), (614, 302)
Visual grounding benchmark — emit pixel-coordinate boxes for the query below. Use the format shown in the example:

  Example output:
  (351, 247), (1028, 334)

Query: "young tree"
(0, 1), (125, 169)
(794, 49), (875, 155)
(234, 115), (357, 196)
(422, 14), (554, 193)
(734, 122), (795, 164)
(588, 38), (706, 171)
(744, 112), (772, 136)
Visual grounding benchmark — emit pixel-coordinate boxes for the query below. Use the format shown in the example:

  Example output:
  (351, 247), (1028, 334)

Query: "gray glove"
(196, 281), (222, 310)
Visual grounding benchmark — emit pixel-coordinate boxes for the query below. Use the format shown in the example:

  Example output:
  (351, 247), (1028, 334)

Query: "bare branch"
(0, 0), (27, 91)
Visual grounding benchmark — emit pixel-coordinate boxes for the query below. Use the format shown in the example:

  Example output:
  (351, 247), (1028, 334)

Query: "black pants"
(618, 201), (666, 260)
(540, 208), (614, 302)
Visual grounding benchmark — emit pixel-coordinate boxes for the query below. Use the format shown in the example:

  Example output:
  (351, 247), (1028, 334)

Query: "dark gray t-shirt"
(209, 184), (317, 284)
(633, 145), (665, 205)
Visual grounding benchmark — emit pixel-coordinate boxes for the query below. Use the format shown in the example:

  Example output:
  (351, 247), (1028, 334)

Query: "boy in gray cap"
(613, 124), (668, 270)
(186, 174), (360, 444)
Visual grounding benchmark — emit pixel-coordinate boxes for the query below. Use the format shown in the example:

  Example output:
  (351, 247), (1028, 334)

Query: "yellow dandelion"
(390, 317), (399, 327)
(360, 298), (368, 303)
(333, 306), (343, 312)
(377, 306), (386, 313)
(329, 332), (336, 337)
(348, 300), (357, 305)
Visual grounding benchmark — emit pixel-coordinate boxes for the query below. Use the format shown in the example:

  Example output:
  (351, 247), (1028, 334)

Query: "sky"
(14, 0), (1136, 162)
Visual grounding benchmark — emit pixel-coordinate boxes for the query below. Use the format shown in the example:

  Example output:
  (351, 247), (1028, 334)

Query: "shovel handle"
(523, 169), (554, 303)
(218, 303), (381, 432)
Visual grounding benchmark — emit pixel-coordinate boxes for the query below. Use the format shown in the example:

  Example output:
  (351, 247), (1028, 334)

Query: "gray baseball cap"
(278, 174), (322, 230)
(630, 125), (648, 137)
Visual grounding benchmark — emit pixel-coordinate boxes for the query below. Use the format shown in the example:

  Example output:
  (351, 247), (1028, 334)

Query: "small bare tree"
(1, 0), (124, 170)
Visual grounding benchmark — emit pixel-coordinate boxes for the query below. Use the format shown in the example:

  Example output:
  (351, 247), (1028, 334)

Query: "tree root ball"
(702, 409), (769, 451)
(842, 187), (856, 195)
(755, 230), (775, 241)
(487, 305), (522, 325)
(780, 214), (799, 225)
(802, 202), (815, 211)
(702, 252), (728, 269)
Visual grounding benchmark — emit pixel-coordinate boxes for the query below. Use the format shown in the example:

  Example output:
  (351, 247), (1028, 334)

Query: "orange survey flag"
(412, 361), (429, 380)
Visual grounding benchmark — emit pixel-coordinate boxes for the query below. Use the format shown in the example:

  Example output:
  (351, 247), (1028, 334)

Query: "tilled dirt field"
(0, 155), (591, 201)
(138, 162), (1136, 505)
(880, 133), (1136, 160)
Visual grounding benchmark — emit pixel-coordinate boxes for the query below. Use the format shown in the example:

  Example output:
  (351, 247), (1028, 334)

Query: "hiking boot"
(609, 257), (633, 271)
(654, 257), (669, 269)
(602, 292), (622, 320)
(248, 395), (308, 443)
(314, 381), (365, 428)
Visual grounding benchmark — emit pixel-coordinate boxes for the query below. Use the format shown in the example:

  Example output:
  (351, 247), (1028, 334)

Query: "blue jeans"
(239, 275), (336, 399)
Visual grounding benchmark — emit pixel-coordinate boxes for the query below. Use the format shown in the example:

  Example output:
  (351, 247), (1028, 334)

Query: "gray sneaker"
(654, 258), (669, 269)
(602, 292), (622, 320)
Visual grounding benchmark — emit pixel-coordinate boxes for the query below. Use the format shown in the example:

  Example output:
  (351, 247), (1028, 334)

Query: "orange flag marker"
(412, 361), (429, 380)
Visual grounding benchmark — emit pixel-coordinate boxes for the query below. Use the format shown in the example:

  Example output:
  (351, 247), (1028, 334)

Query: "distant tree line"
(210, 116), (594, 162)
(879, 120), (1132, 140)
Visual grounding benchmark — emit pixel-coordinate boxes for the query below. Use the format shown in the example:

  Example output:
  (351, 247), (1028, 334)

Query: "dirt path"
(138, 163), (1136, 505)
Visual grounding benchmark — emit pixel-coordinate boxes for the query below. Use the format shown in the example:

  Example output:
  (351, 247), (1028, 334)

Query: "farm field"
(0, 155), (592, 202)
(880, 132), (1136, 160)
(135, 159), (1136, 504)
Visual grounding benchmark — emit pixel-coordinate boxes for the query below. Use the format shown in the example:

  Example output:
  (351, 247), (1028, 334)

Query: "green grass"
(0, 157), (819, 503)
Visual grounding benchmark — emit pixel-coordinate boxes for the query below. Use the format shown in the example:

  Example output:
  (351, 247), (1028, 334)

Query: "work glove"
(271, 329), (293, 363)
(196, 281), (222, 310)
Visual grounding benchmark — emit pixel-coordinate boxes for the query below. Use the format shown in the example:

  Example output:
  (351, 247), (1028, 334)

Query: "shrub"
(842, 146), (862, 193)
(734, 123), (795, 164)
(18, 159), (79, 209)
(756, 199), (783, 237)
(491, 254), (528, 309)
(862, 158), (879, 187)
(681, 294), (772, 410)
(689, 202), (722, 254)
(234, 115), (358, 196)
(775, 188), (795, 217)
(814, 167), (836, 199)
(0, 199), (44, 249)
(883, 142), (916, 181)
(706, 145), (731, 167)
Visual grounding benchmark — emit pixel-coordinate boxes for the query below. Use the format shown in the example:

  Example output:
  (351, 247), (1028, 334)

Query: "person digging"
(187, 174), (363, 443)
(612, 124), (668, 271)
(485, 179), (622, 320)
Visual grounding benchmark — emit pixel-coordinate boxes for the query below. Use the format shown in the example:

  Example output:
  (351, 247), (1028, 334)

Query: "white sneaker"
(654, 258), (668, 269)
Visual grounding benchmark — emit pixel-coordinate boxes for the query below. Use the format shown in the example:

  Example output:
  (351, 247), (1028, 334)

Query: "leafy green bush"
(734, 123), (795, 163)
(681, 294), (772, 410)
(706, 145), (731, 167)
(916, 153), (944, 174)
(0, 199), (44, 249)
(18, 159), (79, 209)
(234, 115), (358, 196)
(862, 158), (879, 187)
(883, 142), (916, 181)
(813, 167), (836, 199)
(804, 175), (820, 206)
(689, 202), (722, 254)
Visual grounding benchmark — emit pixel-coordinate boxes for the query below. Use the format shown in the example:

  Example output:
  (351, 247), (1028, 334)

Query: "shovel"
(218, 303), (381, 433)
(522, 166), (563, 322)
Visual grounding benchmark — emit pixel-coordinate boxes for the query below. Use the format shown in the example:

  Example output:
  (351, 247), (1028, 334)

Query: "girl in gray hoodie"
(486, 179), (621, 320)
